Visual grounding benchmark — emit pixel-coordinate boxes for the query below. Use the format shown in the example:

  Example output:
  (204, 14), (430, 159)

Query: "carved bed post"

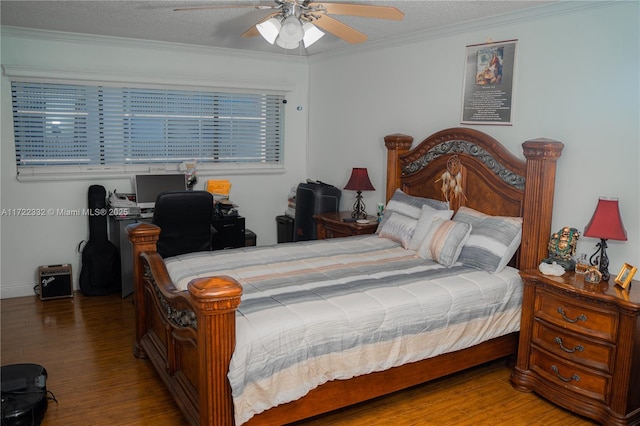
(188, 277), (242, 426)
(126, 222), (161, 358)
(520, 139), (564, 271)
(384, 133), (413, 203)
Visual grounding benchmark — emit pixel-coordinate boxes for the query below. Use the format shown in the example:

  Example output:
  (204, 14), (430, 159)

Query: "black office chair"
(152, 190), (214, 258)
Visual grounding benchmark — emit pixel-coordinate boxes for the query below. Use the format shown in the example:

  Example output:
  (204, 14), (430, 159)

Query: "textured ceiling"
(1, 1), (556, 56)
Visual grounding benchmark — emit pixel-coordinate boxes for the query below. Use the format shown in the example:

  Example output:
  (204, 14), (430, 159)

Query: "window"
(11, 81), (284, 178)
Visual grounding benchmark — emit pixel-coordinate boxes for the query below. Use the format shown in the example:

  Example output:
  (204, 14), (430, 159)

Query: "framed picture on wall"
(461, 39), (517, 125)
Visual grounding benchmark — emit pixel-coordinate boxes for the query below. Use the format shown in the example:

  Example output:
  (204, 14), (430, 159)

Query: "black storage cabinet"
(294, 182), (341, 241)
(211, 216), (245, 250)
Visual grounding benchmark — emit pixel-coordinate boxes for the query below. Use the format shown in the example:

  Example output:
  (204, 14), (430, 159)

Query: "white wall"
(307, 2), (639, 279)
(1, 30), (310, 297)
(2, 2), (638, 298)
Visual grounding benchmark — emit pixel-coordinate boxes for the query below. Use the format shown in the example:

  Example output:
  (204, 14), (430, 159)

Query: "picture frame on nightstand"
(615, 262), (637, 290)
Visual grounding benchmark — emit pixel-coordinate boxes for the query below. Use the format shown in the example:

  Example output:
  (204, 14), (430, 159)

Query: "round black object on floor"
(1, 363), (48, 426)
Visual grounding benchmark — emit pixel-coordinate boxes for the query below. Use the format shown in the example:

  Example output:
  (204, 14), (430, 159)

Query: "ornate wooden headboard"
(384, 127), (564, 271)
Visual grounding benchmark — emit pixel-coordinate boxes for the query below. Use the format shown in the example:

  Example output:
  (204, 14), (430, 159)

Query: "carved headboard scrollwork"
(385, 127), (563, 271)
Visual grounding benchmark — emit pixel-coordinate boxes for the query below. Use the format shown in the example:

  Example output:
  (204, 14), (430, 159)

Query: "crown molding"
(308, 1), (616, 63)
(0, 25), (304, 65)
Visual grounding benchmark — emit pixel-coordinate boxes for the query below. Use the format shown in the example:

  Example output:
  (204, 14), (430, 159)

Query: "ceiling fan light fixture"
(256, 17), (281, 44)
(275, 36), (300, 49)
(278, 15), (304, 43)
(302, 22), (324, 48)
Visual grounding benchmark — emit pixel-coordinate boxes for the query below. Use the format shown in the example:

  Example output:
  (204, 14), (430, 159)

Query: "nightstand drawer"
(513, 270), (640, 425)
(530, 348), (610, 403)
(532, 320), (615, 373)
(534, 289), (618, 342)
(314, 212), (378, 240)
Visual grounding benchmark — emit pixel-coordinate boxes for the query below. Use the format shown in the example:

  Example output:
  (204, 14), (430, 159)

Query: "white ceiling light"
(302, 22), (324, 48)
(275, 36), (300, 49)
(259, 18), (325, 50)
(275, 15), (303, 49)
(278, 15), (304, 43)
(256, 17), (281, 44)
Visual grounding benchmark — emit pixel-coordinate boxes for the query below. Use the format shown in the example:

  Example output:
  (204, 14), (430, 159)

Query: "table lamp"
(344, 168), (375, 219)
(583, 197), (627, 281)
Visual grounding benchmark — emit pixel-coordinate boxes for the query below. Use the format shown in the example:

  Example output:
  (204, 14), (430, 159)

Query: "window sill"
(16, 163), (285, 182)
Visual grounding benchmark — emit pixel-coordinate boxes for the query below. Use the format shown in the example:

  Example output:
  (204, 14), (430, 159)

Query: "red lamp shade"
(344, 168), (375, 191)
(583, 197), (627, 241)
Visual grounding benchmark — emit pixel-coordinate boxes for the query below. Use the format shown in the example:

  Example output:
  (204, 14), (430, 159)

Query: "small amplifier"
(38, 264), (73, 300)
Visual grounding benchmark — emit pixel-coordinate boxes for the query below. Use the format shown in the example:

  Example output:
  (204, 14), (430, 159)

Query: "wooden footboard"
(128, 222), (242, 425)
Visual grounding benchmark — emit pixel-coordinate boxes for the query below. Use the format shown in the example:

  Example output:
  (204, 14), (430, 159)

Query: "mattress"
(165, 235), (523, 425)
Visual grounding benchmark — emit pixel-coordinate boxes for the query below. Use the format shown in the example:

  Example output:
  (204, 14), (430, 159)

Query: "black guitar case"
(79, 185), (121, 296)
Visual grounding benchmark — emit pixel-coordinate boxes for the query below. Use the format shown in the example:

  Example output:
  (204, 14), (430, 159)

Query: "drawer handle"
(557, 307), (587, 323)
(554, 337), (584, 353)
(551, 365), (580, 383)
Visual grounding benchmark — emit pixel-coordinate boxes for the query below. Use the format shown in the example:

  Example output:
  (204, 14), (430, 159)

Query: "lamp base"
(589, 238), (610, 281)
(351, 191), (367, 219)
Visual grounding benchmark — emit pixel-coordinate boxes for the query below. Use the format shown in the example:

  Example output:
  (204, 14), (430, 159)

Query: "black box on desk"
(38, 264), (73, 300)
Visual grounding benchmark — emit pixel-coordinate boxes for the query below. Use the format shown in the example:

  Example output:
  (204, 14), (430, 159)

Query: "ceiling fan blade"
(241, 12), (279, 38)
(312, 15), (367, 44)
(310, 3), (404, 21)
(173, 5), (276, 12)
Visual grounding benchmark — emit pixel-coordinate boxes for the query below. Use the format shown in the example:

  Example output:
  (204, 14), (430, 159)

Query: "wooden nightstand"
(314, 211), (378, 239)
(511, 270), (640, 425)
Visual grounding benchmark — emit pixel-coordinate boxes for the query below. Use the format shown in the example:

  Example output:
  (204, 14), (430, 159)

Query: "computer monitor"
(133, 174), (187, 209)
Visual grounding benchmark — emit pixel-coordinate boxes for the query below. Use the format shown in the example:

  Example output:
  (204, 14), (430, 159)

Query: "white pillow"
(378, 212), (417, 249)
(408, 204), (454, 251)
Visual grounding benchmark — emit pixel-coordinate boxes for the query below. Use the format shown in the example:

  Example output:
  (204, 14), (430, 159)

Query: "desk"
(109, 214), (248, 298)
(109, 215), (150, 298)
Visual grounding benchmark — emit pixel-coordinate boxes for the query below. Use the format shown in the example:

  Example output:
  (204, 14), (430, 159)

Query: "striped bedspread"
(165, 235), (523, 425)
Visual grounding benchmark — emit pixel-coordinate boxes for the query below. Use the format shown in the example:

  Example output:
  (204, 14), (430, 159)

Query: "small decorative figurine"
(584, 266), (603, 284)
(543, 226), (580, 271)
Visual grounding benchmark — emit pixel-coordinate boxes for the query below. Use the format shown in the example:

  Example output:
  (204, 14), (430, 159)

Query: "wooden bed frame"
(127, 127), (563, 425)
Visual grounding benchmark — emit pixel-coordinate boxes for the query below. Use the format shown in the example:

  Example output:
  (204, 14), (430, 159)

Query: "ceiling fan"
(174, 1), (404, 50)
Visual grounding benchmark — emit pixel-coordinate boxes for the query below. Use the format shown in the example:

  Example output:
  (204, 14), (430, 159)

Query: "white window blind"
(11, 81), (284, 178)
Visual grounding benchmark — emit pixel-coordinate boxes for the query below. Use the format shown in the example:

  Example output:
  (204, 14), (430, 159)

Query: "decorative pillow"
(408, 205), (455, 251)
(417, 218), (471, 267)
(378, 212), (417, 249)
(453, 206), (523, 273)
(377, 189), (449, 233)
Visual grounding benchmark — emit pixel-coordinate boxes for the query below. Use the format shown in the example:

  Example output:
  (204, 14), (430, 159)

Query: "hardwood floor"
(1, 293), (597, 425)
